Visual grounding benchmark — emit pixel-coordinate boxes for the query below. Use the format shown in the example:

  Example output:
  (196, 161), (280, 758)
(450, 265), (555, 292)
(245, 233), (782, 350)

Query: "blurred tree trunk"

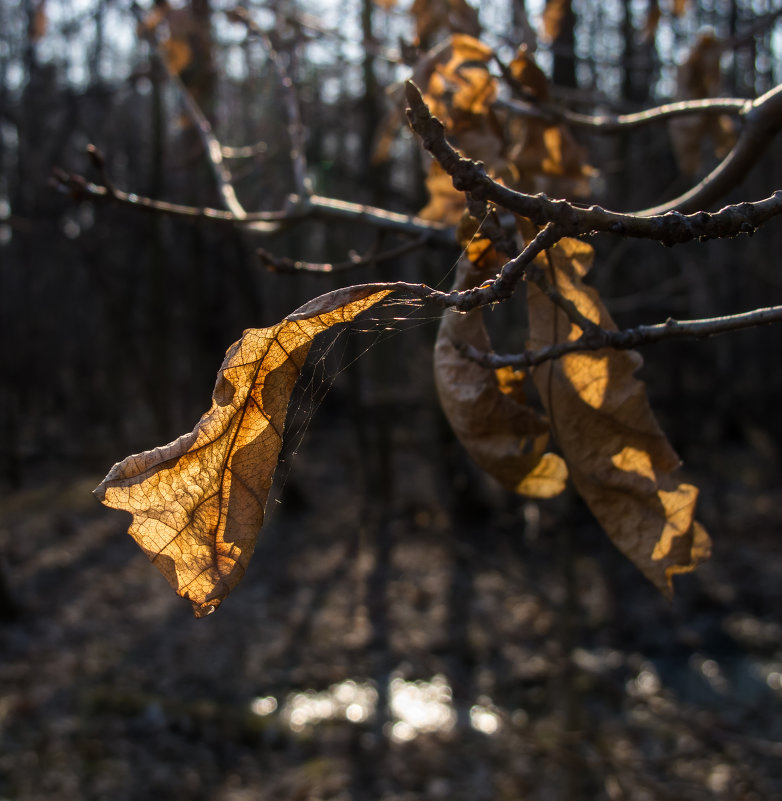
(3, 0), (42, 485)
(0, 6), (18, 487)
(551, 0), (576, 90)
(146, 54), (172, 438)
(616, 0), (656, 210)
(510, 0), (537, 51)
(190, 0), (216, 114)
(88, 0), (106, 84)
(621, 0), (652, 105)
(360, 0), (389, 203)
(0, 558), (19, 621)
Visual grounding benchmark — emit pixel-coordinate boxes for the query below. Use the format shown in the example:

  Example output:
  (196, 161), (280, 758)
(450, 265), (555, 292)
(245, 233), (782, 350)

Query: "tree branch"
(270, 225), (567, 313)
(458, 305), (782, 369)
(638, 82), (782, 215)
(227, 6), (312, 200)
(494, 95), (748, 134)
(50, 162), (455, 243)
(168, 71), (248, 219)
(404, 81), (782, 244)
(525, 259), (600, 337)
(134, 5), (248, 220)
(258, 234), (430, 274)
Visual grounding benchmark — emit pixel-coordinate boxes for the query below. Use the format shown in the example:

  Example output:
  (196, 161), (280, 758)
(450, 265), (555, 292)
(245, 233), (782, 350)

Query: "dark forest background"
(1, 1), (782, 799)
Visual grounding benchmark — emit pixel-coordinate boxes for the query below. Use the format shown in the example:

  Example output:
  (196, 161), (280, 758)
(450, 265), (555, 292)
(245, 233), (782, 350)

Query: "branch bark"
(638, 82), (782, 215)
(405, 81), (782, 244)
(458, 304), (782, 369)
(51, 165), (455, 244)
(495, 95), (748, 133)
(226, 6), (311, 200)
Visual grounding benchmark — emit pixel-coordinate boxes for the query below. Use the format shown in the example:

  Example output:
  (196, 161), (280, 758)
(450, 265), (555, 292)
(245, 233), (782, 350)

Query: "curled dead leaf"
(527, 237), (710, 595)
(506, 48), (595, 196)
(422, 34), (497, 129)
(434, 258), (568, 498)
(95, 286), (392, 617)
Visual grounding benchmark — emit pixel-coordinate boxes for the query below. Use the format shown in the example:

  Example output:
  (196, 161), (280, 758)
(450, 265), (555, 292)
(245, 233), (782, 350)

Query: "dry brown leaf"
(509, 46), (550, 101)
(138, 3), (167, 35)
(95, 286), (392, 617)
(419, 161), (470, 223)
(540, 0), (571, 43)
(163, 37), (192, 76)
(434, 258), (567, 498)
(140, 3), (214, 79)
(506, 48), (595, 196)
(411, 0), (481, 48)
(424, 34), (497, 127)
(416, 35), (508, 219)
(456, 212), (511, 270)
(527, 238), (710, 595)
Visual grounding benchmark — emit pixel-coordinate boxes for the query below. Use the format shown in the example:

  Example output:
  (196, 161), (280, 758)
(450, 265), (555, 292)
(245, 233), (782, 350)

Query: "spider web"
(264, 208), (497, 517)
(266, 295), (441, 515)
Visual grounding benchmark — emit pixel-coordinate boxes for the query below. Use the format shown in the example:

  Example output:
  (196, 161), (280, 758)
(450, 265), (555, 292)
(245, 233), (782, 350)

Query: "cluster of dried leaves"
(96, 34), (710, 617)
(424, 37), (709, 596)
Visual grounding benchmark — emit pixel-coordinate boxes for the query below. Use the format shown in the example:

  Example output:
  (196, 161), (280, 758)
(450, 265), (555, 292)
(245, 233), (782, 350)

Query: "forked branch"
(405, 81), (782, 241)
(51, 163), (455, 244)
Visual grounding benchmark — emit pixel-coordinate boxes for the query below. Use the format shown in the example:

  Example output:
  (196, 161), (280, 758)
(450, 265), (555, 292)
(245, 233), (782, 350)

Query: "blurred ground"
(1, 400), (781, 801)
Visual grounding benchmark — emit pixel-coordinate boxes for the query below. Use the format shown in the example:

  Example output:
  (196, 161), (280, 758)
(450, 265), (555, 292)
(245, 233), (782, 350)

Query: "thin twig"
(221, 142), (268, 159)
(85, 144), (117, 197)
(135, 8), (248, 220)
(638, 82), (782, 215)
(470, 223), (563, 306)
(494, 95), (748, 133)
(526, 261), (600, 337)
(258, 234), (430, 274)
(51, 164), (455, 243)
(283, 227), (568, 314)
(168, 72), (248, 219)
(227, 6), (311, 200)
(458, 304), (782, 369)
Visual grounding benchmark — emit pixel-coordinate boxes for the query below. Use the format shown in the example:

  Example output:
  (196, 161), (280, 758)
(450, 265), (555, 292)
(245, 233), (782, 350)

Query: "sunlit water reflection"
(248, 644), (782, 743)
(249, 674), (502, 741)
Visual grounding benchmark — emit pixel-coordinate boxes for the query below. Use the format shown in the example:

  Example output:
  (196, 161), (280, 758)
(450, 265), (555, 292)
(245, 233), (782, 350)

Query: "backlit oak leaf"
(422, 35), (498, 131)
(527, 237), (710, 595)
(435, 257), (567, 498)
(506, 47), (595, 197)
(419, 161), (471, 224)
(95, 286), (392, 617)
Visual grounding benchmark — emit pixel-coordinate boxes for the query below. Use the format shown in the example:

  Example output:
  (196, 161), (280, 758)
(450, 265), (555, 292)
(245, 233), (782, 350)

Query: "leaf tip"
(662, 520), (712, 597)
(93, 479), (107, 504)
(193, 600), (219, 618)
